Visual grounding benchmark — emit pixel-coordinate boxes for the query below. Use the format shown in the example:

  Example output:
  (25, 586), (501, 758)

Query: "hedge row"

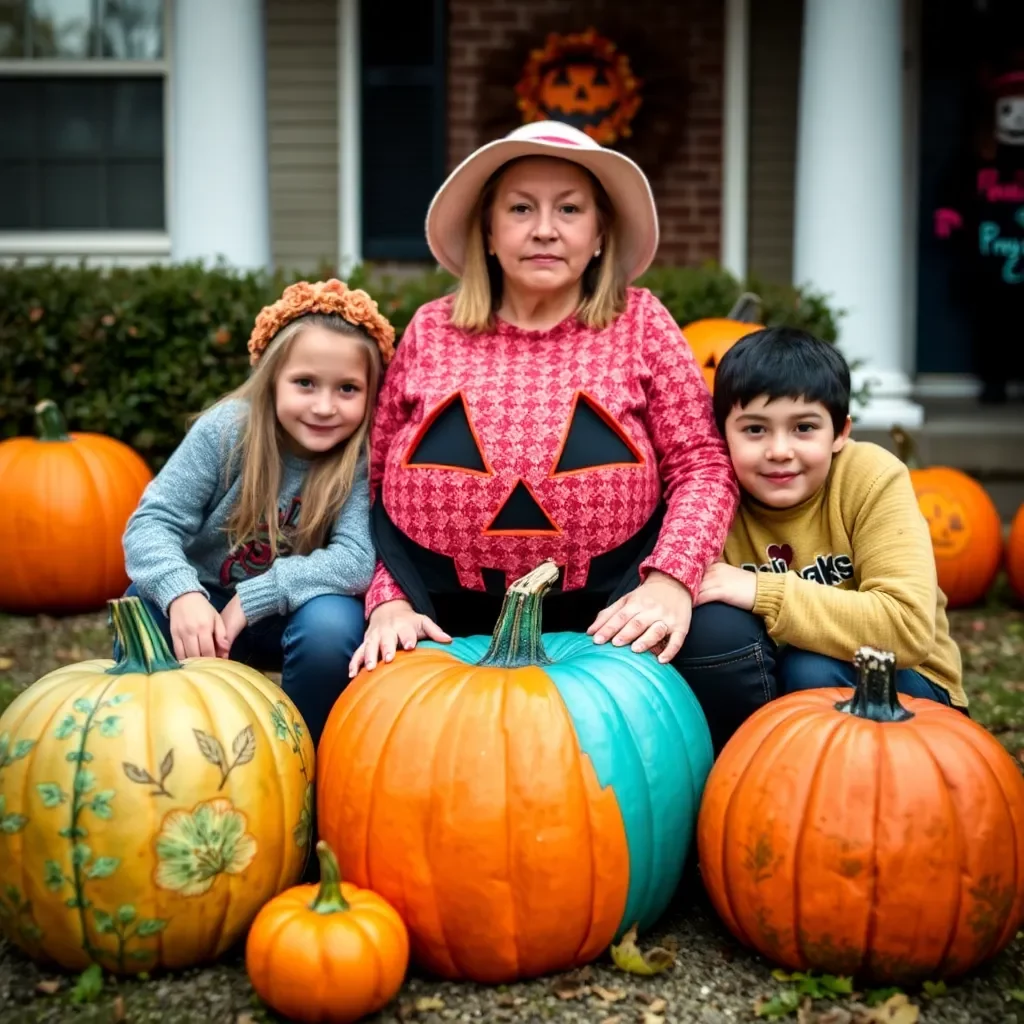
(0, 260), (842, 468)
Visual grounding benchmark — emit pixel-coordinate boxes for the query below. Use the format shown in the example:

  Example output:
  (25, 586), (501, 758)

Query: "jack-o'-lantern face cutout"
(683, 318), (764, 392)
(539, 61), (620, 129)
(515, 29), (642, 146)
(401, 390), (644, 536)
(918, 490), (971, 558)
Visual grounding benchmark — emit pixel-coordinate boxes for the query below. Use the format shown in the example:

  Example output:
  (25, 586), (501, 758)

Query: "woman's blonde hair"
(205, 313), (383, 558)
(451, 156), (628, 332)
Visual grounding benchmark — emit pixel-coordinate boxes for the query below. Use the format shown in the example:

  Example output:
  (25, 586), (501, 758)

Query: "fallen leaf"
(552, 980), (589, 1000)
(648, 998), (668, 1013)
(855, 993), (919, 1024)
(609, 923), (675, 975)
(34, 979), (60, 995)
(0, 656), (13, 671)
(414, 996), (445, 1012)
(642, 1014), (665, 1024)
(112, 995), (126, 1023)
(813, 1008), (853, 1024)
(591, 985), (627, 1003)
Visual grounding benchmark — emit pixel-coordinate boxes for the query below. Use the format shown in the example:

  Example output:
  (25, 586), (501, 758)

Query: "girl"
(122, 278), (393, 745)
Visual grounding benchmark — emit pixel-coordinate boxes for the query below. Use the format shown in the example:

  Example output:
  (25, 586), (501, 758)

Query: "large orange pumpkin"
(698, 645), (1024, 985)
(891, 427), (1002, 608)
(317, 562), (713, 984)
(0, 400), (153, 614)
(681, 293), (764, 392)
(1008, 504), (1024, 602)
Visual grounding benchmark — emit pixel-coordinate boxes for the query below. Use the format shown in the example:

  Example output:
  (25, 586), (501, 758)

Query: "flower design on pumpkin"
(154, 798), (257, 897)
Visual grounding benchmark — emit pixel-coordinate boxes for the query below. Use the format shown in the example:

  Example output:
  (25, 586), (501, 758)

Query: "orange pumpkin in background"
(698, 645), (1024, 985)
(0, 400), (153, 614)
(1008, 503), (1024, 601)
(681, 293), (764, 392)
(891, 426), (1002, 608)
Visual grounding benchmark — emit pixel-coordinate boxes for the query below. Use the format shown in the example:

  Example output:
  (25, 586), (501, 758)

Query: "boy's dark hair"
(711, 326), (851, 435)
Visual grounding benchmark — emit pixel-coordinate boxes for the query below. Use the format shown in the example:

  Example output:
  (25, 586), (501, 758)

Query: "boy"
(696, 326), (965, 710)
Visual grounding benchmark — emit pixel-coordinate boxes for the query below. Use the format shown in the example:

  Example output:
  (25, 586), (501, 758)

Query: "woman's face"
(487, 157), (603, 301)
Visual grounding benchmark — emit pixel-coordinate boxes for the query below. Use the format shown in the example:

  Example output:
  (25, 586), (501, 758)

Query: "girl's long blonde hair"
(451, 156), (628, 332)
(206, 313), (383, 558)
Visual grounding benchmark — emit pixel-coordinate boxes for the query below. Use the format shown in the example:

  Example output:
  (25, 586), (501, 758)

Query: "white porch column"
(170, 0), (271, 270)
(793, 0), (924, 428)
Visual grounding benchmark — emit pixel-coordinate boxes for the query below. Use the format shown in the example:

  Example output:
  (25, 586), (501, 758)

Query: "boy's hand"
(168, 592), (228, 661)
(219, 594), (247, 658)
(695, 562), (757, 611)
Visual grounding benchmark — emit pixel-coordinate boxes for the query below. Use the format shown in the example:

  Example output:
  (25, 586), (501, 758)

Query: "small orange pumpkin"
(681, 293), (764, 392)
(891, 427), (1002, 608)
(1007, 503), (1024, 601)
(0, 400), (153, 614)
(698, 645), (1024, 984)
(245, 841), (409, 1023)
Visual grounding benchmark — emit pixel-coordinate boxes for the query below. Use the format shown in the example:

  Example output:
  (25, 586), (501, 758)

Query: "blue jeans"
(120, 582), (363, 747)
(777, 647), (954, 706)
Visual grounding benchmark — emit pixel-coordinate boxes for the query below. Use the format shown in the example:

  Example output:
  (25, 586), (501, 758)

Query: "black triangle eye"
(484, 479), (559, 535)
(592, 67), (610, 87)
(551, 392), (644, 476)
(704, 355), (716, 369)
(402, 393), (491, 476)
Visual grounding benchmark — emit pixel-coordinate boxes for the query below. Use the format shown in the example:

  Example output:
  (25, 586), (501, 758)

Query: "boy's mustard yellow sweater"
(722, 440), (965, 707)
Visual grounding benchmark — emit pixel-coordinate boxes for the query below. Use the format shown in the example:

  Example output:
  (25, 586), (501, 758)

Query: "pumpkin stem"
(476, 560), (560, 668)
(835, 645), (915, 722)
(34, 399), (71, 442)
(889, 425), (920, 469)
(309, 840), (350, 914)
(727, 291), (762, 323)
(106, 597), (182, 675)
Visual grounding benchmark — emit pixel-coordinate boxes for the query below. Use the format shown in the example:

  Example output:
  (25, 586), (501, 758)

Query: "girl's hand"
(349, 599), (451, 676)
(169, 592), (228, 661)
(587, 569), (693, 664)
(694, 562), (757, 611)
(219, 594), (247, 657)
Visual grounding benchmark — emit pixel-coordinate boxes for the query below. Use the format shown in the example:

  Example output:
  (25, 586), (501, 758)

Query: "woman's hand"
(694, 562), (757, 611)
(587, 570), (693, 664)
(219, 594), (248, 657)
(349, 600), (451, 677)
(168, 592), (227, 661)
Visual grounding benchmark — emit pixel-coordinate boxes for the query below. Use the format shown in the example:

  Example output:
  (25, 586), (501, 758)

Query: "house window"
(0, 0), (166, 232)
(359, 0), (445, 260)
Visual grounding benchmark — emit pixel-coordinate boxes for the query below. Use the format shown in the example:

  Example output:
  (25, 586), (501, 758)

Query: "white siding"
(265, 0), (338, 271)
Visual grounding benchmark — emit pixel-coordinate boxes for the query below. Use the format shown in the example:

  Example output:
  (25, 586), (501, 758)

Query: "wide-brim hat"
(425, 120), (660, 283)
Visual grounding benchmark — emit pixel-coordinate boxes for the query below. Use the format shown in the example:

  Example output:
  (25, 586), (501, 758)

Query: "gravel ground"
(1, 597), (1023, 1024)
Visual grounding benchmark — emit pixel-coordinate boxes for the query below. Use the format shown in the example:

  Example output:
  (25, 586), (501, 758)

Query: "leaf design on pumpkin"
(122, 748), (174, 798)
(154, 797), (257, 897)
(194, 727), (255, 789)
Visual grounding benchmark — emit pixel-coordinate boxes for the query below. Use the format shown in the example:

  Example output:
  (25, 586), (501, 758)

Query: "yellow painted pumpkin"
(891, 427), (1003, 608)
(681, 293), (764, 392)
(0, 597), (314, 973)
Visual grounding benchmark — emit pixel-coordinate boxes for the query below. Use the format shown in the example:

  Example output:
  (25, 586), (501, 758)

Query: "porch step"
(853, 397), (1024, 522)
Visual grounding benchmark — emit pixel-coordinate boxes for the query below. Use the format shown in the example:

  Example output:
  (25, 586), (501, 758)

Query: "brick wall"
(446, 0), (724, 266)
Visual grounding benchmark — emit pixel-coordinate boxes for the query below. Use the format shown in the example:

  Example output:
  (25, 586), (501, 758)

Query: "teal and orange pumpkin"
(317, 562), (712, 983)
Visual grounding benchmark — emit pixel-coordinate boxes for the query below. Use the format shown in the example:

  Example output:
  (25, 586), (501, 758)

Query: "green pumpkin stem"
(476, 560), (559, 668)
(34, 399), (71, 442)
(106, 597), (182, 675)
(835, 645), (915, 722)
(889, 425), (920, 469)
(309, 841), (350, 914)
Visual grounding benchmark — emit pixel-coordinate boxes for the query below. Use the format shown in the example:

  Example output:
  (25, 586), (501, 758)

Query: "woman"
(350, 120), (775, 753)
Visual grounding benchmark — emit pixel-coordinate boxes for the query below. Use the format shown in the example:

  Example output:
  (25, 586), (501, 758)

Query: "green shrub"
(0, 260), (841, 468)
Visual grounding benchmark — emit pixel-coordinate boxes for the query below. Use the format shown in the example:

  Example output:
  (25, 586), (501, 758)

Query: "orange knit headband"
(247, 278), (396, 367)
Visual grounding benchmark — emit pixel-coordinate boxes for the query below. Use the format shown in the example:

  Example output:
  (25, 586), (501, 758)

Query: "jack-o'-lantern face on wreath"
(400, 389), (645, 538)
(918, 490), (971, 559)
(538, 59), (621, 132)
